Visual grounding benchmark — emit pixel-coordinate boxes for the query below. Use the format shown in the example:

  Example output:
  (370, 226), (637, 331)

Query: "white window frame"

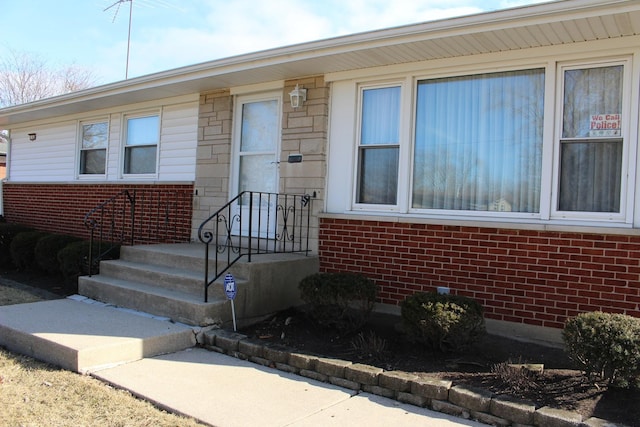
(77, 118), (109, 179)
(352, 80), (409, 212)
(551, 57), (633, 223)
(407, 66), (547, 220)
(343, 55), (638, 227)
(121, 111), (161, 178)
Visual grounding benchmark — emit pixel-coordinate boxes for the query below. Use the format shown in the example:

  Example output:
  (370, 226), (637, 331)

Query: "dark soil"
(240, 307), (640, 427)
(0, 267), (77, 297)
(3, 267), (638, 426)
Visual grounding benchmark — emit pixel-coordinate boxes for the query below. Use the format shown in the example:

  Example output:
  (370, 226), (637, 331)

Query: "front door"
(232, 94), (281, 237)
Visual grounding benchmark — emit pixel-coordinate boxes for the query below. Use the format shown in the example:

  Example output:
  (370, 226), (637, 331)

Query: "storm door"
(232, 95), (281, 238)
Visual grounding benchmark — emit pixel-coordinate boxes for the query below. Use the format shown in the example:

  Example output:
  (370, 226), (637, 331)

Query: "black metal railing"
(83, 188), (192, 275)
(198, 191), (312, 302)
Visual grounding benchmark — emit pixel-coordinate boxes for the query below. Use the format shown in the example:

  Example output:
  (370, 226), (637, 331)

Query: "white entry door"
(233, 95), (281, 237)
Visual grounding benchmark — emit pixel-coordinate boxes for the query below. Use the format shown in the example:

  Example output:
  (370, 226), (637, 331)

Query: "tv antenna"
(104, 0), (134, 79)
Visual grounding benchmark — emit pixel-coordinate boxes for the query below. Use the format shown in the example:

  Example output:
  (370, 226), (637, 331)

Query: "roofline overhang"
(1, 0), (639, 127)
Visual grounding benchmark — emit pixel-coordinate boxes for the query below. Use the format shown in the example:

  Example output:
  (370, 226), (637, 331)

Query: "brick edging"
(203, 329), (622, 427)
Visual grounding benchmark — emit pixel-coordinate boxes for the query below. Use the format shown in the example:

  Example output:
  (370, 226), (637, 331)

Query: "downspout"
(0, 130), (10, 217)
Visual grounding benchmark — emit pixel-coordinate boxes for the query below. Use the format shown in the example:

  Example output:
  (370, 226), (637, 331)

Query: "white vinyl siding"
(9, 122), (77, 181)
(106, 115), (122, 178)
(8, 95), (199, 183)
(158, 102), (198, 180)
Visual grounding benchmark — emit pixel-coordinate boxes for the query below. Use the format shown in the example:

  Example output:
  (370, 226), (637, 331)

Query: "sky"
(1, 0), (551, 86)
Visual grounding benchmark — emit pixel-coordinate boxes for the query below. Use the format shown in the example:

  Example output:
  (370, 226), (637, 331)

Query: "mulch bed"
(240, 307), (640, 426)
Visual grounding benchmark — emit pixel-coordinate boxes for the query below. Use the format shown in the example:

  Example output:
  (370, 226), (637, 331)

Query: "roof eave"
(1, 0), (638, 126)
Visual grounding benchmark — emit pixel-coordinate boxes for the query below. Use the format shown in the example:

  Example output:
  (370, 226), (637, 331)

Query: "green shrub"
(9, 231), (49, 270)
(563, 311), (640, 388)
(299, 272), (377, 333)
(0, 223), (33, 268)
(34, 234), (82, 275)
(57, 240), (120, 283)
(57, 240), (91, 283)
(401, 292), (485, 352)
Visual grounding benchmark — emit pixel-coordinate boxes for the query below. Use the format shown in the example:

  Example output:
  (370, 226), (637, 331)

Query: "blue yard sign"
(223, 273), (238, 331)
(224, 273), (237, 300)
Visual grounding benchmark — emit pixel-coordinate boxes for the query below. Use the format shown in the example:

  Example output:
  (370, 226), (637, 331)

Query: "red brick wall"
(319, 217), (640, 329)
(2, 183), (194, 243)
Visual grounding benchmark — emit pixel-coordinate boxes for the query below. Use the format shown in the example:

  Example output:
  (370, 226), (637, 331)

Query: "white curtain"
(412, 69), (544, 213)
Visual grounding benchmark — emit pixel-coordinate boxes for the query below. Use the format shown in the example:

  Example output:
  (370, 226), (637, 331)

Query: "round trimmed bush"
(0, 223), (33, 268)
(34, 234), (82, 275)
(401, 292), (485, 352)
(57, 240), (92, 284)
(9, 231), (48, 270)
(57, 240), (120, 283)
(563, 311), (640, 388)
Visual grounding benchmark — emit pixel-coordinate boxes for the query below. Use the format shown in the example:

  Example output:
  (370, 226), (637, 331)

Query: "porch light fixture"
(289, 84), (307, 109)
(28, 133), (36, 141)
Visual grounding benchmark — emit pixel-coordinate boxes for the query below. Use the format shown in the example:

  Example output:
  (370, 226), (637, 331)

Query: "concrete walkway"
(0, 296), (485, 426)
(0, 297), (195, 372)
(93, 347), (485, 427)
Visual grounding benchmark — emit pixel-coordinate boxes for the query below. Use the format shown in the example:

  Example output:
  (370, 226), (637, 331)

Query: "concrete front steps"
(78, 243), (319, 328)
(0, 243), (317, 375)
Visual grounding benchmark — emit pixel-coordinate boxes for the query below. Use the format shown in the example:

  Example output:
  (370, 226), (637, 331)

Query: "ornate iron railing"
(198, 191), (312, 302)
(83, 188), (192, 275)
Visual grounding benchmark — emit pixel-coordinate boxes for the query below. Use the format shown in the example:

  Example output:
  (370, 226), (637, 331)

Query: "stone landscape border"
(203, 329), (623, 427)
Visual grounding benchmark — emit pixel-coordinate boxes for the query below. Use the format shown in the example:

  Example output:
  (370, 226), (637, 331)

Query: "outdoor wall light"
(289, 84), (307, 109)
(28, 133), (36, 141)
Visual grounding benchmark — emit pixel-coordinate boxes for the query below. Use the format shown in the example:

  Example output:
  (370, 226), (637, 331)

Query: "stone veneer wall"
(192, 78), (328, 252)
(192, 89), (233, 240)
(279, 77), (328, 253)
